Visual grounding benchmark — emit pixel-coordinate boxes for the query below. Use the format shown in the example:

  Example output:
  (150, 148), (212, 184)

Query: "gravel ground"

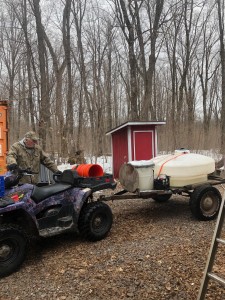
(1, 187), (225, 300)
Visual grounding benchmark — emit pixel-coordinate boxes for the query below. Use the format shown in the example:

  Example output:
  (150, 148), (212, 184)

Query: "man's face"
(24, 138), (38, 149)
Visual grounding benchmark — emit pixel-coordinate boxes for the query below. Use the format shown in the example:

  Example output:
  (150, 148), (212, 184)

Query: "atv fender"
(75, 188), (92, 215)
(0, 208), (38, 236)
(0, 193), (38, 235)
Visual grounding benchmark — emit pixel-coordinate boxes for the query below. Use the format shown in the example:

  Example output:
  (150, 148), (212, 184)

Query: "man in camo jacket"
(6, 131), (61, 184)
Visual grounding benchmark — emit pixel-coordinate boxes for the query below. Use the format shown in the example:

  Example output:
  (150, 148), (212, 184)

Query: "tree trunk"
(217, 0), (225, 154)
(116, 0), (139, 120)
(32, 0), (50, 150)
(63, 0), (73, 149)
(141, 0), (164, 120)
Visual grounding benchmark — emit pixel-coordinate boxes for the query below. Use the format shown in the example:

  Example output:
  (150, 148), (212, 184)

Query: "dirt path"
(1, 194), (225, 299)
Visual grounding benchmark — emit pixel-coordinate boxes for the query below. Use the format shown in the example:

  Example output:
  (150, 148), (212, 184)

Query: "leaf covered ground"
(1, 186), (225, 299)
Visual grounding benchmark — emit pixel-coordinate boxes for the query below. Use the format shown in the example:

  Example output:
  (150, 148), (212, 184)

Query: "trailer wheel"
(190, 185), (221, 221)
(152, 194), (171, 202)
(78, 202), (113, 241)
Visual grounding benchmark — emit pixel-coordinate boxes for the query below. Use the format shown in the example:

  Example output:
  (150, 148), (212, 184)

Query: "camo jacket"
(6, 141), (58, 184)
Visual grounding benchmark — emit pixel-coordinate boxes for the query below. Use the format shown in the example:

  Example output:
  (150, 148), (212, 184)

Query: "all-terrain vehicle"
(0, 168), (116, 277)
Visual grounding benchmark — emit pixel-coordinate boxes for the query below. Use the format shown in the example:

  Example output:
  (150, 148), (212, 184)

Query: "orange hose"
(157, 153), (187, 177)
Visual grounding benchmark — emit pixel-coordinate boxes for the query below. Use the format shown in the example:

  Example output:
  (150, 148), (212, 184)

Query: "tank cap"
(174, 148), (190, 154)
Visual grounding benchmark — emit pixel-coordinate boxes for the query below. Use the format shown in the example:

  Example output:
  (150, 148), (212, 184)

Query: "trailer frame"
(97, 171), (225, 221)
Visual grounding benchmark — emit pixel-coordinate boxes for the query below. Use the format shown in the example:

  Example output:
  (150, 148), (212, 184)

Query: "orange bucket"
(75, 164), (104, 177)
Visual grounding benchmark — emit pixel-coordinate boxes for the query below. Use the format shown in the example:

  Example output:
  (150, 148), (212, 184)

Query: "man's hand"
(7, 164), (18, 171)
(53, 170), (62, 183)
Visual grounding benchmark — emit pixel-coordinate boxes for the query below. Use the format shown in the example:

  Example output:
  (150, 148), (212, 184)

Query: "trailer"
(97, 170), (225, 221)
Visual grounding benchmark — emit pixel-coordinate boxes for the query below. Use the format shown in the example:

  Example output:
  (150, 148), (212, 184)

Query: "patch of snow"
(57, 156), (113, 174)
(57, 150), (224, 174)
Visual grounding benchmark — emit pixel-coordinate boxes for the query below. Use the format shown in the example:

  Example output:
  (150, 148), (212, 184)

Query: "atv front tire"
(78, 202), (113, 241)
(0, 224), (28, 277)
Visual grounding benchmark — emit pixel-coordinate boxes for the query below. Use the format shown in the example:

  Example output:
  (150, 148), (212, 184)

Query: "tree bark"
(32, 0), (50, 150)
(217, 0), (225, 154)
(141, 0), (164, 120)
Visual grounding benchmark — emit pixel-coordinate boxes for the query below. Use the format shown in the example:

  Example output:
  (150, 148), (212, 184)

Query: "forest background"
(0, 0), (225, 161)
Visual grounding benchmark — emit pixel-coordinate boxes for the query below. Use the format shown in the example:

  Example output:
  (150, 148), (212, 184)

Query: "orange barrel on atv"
(74, 164), (104, 177)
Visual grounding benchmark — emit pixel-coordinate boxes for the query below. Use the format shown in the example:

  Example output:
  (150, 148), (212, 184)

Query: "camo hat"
(24, 131), (39, 141)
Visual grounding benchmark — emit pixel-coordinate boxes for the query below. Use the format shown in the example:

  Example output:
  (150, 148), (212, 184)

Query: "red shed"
(106, 121), (166, 178)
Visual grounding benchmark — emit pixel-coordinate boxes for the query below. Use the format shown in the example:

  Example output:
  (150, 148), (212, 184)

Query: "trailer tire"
(152, 194), (172, 202)
(78, 202), (113, 241)
(190, 185), (221, 221)
(0, 224), (28, 277)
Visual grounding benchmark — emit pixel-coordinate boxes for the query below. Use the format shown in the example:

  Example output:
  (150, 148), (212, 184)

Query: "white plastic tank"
(152, 150), (215, 187)
(119, 160), (154, 192)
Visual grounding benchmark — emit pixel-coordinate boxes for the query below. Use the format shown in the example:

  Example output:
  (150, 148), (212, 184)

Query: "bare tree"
(113, 0), (139, 120)
(141, 0), (164, 120)
(0, 0), (224, 157)
(0, 2), (24, 140)
(163, 2), (183, 148)
(197, 14), (219, 148)
(71, 0), (91, 153)
(105, 20), (114, 131)
(216, 0), (225, 153)
(31, 0), (51, 149)
(10, 0), (37, 132)
(62, 0), (73, 156)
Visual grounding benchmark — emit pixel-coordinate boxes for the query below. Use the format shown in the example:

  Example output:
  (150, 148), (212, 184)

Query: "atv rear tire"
(0, 224), (28, 277)
(190, 185), (221, 221)
(78, 202), (113, 241)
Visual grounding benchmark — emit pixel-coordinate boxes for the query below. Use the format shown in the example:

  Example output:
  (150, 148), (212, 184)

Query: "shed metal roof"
(106, 121), (166, 135)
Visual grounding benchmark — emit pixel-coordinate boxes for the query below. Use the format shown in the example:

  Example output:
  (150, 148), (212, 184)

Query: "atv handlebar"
(13, 168), (39, 176)
(53, 172), (62, 183)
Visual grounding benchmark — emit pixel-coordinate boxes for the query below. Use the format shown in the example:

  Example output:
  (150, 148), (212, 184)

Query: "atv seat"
(31, 183), (72, 203)
(31, 170), (78, 203)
